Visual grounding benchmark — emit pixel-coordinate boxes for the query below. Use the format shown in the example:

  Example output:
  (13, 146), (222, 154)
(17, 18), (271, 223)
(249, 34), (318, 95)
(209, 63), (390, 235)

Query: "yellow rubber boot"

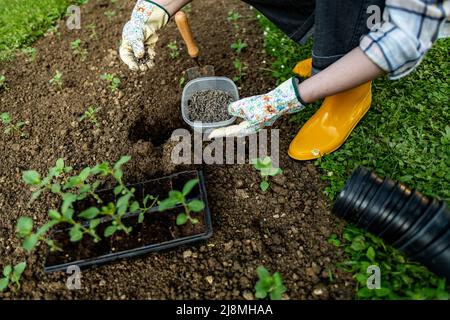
(292, 58), (313, 78)
(288, 81), (372, 160)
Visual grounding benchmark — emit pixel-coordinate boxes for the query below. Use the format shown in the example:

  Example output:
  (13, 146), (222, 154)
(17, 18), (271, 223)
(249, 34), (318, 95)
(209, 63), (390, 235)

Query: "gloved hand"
(208, 77), (306, 139)
(119, 0), (170, 71)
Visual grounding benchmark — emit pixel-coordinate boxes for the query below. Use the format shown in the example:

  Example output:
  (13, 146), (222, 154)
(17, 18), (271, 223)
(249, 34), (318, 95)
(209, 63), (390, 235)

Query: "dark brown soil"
(0, 0), (355, 299)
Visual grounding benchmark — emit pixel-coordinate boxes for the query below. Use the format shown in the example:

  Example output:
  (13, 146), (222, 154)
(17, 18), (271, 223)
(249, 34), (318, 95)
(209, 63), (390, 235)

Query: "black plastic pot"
(378, 190), (429, 244)
(395, 200), (448, 254)
(44, 170), (213, 273)
(332, 167), (450, 280)
(399, 202), (450, 257)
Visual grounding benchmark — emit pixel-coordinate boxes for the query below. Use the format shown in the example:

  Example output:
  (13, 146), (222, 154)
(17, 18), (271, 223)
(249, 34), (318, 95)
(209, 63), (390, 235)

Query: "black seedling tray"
(44, 170), (213, 273)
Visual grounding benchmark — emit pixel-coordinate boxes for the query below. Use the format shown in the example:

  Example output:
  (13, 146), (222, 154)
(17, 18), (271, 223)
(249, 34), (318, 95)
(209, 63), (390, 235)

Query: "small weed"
(227, 10), (242, 30)
(158, 179), (204, 226)
(233, 58), (247, 83)
(167, 41), (180, 59)
(0, 112), (29, 138)
(227, 10), (241, 22)
(79, 106), (102, 128)
(21, 47), (37, 62)
(231, 39), (247, 55)
(252, 157), (282, 192)
(179, 75), (186, 88)
(70, 39), (88, 61)
(86, 24), (97, 39)
(254, 266), (286, 300)
(104, 10), (117, 22)
(0, 75), (7, 90)
(49, 70), (63, 89)
(0, 262), (26, 293)
(100, 73), (121, 92)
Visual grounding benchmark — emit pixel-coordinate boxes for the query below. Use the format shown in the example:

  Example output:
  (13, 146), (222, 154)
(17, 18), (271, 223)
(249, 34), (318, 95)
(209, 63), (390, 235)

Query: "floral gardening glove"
(120, 0), (170, 71)
(208, 77), (306, 139)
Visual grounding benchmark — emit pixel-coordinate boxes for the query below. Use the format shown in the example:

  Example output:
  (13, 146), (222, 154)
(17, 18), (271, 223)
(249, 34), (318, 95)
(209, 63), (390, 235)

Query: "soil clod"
(187, 90), (234, 123)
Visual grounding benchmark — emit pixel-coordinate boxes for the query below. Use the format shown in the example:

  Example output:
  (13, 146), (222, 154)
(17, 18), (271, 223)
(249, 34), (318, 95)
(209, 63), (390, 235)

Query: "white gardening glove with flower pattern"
(208, 77), (306, 139)
(120, 0), (170, 71)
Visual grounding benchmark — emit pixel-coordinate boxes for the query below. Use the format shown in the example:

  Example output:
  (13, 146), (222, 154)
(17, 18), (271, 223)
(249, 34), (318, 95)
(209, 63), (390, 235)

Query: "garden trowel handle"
(174, 11), (199, 59)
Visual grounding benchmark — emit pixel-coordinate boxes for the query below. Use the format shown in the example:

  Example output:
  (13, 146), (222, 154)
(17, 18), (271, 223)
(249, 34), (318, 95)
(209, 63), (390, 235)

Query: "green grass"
(0, 0), (73, 61)
(257, 14), (450, 299)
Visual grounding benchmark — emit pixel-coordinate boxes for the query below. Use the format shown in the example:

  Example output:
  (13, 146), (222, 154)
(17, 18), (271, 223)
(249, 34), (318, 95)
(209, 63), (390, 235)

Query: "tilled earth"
(0, 0), (355, 299)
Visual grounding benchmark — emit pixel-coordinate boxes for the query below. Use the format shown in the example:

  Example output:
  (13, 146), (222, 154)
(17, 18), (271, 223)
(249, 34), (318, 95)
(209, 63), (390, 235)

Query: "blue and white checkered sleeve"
(360, 0), (450, 80)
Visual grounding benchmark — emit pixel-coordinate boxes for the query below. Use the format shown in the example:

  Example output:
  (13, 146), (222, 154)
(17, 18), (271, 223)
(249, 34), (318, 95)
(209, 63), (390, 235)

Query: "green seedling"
(227, 10), (242, 29)
(49, 70), (63, 89)
(70, 39), (88, 61)
(19, 156), (159, 254)
(86, 24), (97, 39)
(227, 10), (242, 22)
(21, 47), (37, 62)
(79, 106), (101, 128)
(100, 73), (121, 92)
(254, 266), (286, 300)
(231, 39), (247, 55)
(0, 262), (26, 292)
(252, 157), (282, 192)
(233, 58), (247, 82)
(104, 10), (117, 21)
(0, 75), (6, 90)
(179, 75), (186, 88)
(158, 179), (204, 226)
(167, 41), (180, 59)
(0, 112), (29, 138)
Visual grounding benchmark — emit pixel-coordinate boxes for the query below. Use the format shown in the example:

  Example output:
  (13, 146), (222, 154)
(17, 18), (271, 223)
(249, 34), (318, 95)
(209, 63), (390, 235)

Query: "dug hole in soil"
(0, 0), (354, 299)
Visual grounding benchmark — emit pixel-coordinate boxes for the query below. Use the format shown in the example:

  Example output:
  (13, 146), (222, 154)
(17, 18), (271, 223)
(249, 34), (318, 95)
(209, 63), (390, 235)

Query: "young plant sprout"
(100, 73), (121, 92)
(86, 23), (98, 39)
(22, 47), (37, 62)
(227, 10), (242, 30)
(0, 112), (29, 138)
(70, 39), (88, 61)
(254, 266), (287, 300)
(49, 70), (63, 89)
(167, 41), (180, 59)
(79, 106), (101, 128)
(227, 10), (242, 22)
(19, 156), (159, 255)
(0, 75), (6, 90)
(104, 10), (117, 22)
(231, 39), (247, 55)
(252, 157), (282, 192)
(158, 179), (205, 226)
(0, 262), (26, 293)
(233, 58), (247, 82)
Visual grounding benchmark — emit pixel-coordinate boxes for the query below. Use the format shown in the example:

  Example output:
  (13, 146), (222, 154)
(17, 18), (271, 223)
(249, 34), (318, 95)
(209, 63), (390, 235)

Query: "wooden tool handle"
(174, 11), (199, 59)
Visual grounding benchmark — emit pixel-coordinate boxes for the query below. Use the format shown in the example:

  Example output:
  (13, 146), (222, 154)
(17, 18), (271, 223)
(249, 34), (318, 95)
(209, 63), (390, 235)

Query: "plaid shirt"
(360, 0), (450, 80)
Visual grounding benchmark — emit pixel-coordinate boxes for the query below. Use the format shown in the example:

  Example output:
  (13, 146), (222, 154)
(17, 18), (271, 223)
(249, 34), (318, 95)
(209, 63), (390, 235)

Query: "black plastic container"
(399, 202), (450, 256)
(332, 167), (450, 280)
(44, 170), (213, 273)
(378, 189), (428, 244)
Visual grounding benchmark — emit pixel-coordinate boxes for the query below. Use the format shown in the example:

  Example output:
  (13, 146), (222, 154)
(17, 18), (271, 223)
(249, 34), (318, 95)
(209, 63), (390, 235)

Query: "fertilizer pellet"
(187, 90), (234, 123)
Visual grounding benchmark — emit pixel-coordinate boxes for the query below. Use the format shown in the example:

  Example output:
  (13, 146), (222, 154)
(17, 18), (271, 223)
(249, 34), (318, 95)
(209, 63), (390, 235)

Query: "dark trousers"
(242, 0), (385, 73)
